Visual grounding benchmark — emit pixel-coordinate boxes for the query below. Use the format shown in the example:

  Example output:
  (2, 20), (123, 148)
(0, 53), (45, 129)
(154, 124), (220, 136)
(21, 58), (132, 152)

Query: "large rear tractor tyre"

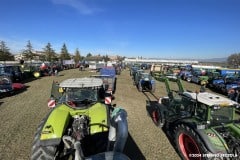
(31, 114), (58, 160)
(175, 124), (211, 160)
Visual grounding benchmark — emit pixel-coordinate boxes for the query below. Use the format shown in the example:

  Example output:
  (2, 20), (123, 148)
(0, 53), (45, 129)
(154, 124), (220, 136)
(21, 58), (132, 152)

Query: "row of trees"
(227, 53), (240, 68)
(0, 41), (14, 61)
(4, 40), (239, 67)
(0, 40), (115, 64)
(21, 40), (82, 64)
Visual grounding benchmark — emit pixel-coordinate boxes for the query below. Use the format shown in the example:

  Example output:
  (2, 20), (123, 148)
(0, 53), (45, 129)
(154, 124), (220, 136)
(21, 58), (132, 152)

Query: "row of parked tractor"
(0, 62), (76, 98)
(147, 63), (240, 102)
(179, 67), (240, 94)
(130, 63), (240, 159)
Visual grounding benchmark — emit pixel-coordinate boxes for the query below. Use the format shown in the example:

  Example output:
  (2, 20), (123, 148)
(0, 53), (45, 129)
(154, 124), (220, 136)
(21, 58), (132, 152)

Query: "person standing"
(228, 87), (236, 101)
(235, 88), (240, 103)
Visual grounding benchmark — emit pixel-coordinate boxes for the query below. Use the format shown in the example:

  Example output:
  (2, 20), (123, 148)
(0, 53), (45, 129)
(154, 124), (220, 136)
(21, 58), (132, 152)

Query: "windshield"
(210, 107), (234, 125)
(142, 74), (151, 79)
(66, 88), (97, 102)
(0, 67), (5, 74)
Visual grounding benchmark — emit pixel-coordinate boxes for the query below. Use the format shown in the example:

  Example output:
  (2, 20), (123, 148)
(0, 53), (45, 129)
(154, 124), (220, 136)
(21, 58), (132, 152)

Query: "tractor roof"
(141, 72), (150, 75)
(59, 77), (103, 88)
(183, 91), (238, 107)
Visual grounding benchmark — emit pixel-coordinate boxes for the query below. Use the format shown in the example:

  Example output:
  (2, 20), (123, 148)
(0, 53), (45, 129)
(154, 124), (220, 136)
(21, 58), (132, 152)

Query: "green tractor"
(147, 77), (240, 160)
(31, 77), (129, 160)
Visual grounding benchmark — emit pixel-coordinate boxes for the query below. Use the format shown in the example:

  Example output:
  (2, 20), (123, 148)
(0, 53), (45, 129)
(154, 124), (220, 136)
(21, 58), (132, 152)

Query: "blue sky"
(1, 0), (240, 59)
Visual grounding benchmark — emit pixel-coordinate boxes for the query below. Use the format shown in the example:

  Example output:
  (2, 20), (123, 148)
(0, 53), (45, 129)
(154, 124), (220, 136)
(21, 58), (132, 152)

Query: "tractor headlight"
(212, 105), (221, 110)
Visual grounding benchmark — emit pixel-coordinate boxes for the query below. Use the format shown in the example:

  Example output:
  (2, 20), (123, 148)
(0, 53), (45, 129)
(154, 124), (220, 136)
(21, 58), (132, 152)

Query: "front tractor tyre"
(31, 115), (58, 160)
(152, 109), (164, 128)
(175, 124), (211, 160)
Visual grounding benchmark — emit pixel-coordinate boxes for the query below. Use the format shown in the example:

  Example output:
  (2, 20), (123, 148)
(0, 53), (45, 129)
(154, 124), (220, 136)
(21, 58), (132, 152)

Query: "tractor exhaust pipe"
(62, 136), (84, 160)
(108, 108), (128, 152)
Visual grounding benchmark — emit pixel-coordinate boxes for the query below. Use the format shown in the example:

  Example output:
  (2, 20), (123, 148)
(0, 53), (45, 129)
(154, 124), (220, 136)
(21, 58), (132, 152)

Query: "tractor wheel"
(151, 85), (155, 93)
(138, 83), (142, 92)
(152, 109), (164, 128)
(31, 114), (58, 160)
(175, 124), (210, 160)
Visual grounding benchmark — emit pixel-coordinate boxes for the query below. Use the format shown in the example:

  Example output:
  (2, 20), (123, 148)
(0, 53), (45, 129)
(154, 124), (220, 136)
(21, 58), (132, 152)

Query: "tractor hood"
(197, 123), (240, 154)
(212, 79), (224, 85)
(40, 102), (109, 144)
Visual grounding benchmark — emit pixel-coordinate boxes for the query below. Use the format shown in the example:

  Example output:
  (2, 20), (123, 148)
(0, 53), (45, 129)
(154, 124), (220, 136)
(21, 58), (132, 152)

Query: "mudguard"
(40, 105), (71, 146)
(228, 123), (240, 136)
(151, 80), (155, 84)
(87, 103), (109, 134)
(196, 128), (228, 154)
(176, 120), (228, 154)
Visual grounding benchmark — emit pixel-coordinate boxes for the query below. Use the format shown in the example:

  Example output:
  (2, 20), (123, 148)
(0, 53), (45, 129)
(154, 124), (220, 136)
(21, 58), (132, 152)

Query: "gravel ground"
(0, 68), (208, 160)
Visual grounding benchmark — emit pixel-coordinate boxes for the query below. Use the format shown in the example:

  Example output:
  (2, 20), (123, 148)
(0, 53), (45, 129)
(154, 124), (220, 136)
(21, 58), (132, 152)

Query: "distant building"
(14, 54), (25, 61)
(14, 50), (44, 61)
(123, 57), (199, 65)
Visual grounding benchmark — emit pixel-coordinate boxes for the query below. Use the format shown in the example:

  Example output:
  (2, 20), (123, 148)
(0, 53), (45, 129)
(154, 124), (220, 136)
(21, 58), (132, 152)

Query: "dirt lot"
(0, 68), (213, 160)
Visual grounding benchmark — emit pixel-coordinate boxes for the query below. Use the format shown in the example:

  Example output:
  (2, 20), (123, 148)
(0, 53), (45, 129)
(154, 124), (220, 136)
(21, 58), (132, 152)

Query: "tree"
(227, 53), (240, 68)
(73, 48), (81, 64)
(103, 54), (110, 62)
(0, 41), (14, 61)
(59, 43), (71, 60)
(43, 42), (56, 62)
(22, 40), (35, 61)
(86, 53), (92, 57)
(117, 55), (124, 62)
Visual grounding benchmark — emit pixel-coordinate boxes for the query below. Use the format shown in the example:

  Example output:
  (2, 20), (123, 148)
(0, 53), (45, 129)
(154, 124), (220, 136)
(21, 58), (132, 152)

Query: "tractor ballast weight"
(148, 77), (240, 159)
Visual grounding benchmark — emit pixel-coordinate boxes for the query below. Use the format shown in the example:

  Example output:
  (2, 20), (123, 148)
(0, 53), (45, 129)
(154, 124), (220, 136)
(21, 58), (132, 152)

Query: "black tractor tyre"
(151, 85), (155, 93)
(152, 109), (164, 128)
(174, 124), (211, 160)
(31, 113), (58, 160)
(138, 83), (143, 92)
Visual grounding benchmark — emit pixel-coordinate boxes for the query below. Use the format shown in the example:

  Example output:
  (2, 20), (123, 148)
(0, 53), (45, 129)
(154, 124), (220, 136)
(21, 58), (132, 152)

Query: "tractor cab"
(49, 78), (106, 108)
(182, 91), (239, 125)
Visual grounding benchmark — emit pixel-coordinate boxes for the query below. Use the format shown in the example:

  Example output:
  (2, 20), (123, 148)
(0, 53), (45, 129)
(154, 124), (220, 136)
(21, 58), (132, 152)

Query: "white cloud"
(51, 0), (103, 15)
